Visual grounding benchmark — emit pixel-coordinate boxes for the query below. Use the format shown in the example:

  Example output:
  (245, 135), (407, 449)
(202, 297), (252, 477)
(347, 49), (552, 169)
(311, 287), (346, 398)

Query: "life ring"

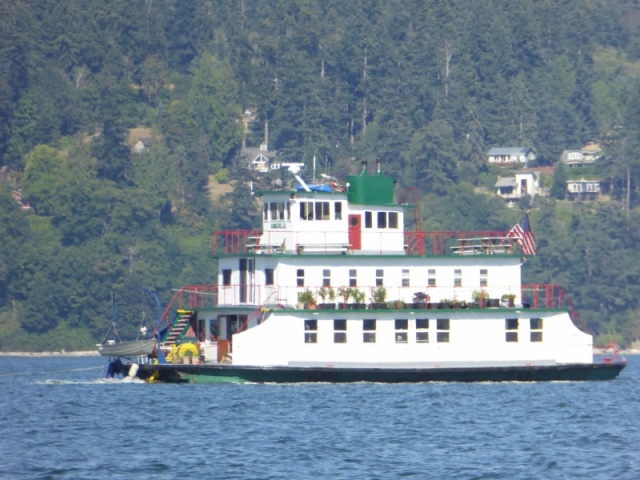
(178, 342), (199, 358)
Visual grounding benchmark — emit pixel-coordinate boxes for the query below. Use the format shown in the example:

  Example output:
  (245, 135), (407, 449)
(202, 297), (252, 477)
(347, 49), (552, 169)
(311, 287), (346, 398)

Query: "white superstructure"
(179, 163), (594, 370)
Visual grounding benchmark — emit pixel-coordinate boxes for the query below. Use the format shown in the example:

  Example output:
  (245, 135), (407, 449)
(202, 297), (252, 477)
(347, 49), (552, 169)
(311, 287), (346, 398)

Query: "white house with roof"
(487, 147), (536, 165)
(495, 171), (541, 207)
(560, 142), (603, 167)
(244, 142), (275, 173)
(566, 179), (601, 201)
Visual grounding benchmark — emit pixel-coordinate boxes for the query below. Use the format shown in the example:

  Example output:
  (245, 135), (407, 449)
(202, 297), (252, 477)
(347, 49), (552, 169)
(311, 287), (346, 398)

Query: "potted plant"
(501, 293), (516, 308)
(297, 288), (316, 309)
(351, 288), (366, 309)
(412, 292), (429, 309)
(337, 287), (353, 309)
(318, 286), (336, 309)
(386, 299), (405, 310)
(439, 298), (453, 309)
(472, 290), (489, 308)
(371, 287), (387, 309)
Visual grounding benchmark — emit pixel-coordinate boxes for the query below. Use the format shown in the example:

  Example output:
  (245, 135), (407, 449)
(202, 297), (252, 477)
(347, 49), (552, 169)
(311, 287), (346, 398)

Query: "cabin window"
(389, 212), (398, 229)
(363, 319), (376, 343)
(334, 202), (342, 220)
(269, 202), (278, 220)
(222, 269), (232, 286)
(530, 318), (543, 342)
(402, 269), (410, 287)
(437, 318), (450, 343)
(322, 269), (331, 287)
(315, 201), (330, 221)
(365, 211), (373, 228)
(376, 269), (384, 286)
(505, 318), (519, 342)
(300, 202), (313, 220)
(428, 269), (436, 287)
(416, 319), (429, 343)
(265, 268), (274, 286)
(334, 319), (347, 343)
(395, 319), (408, 343)
(454, 269), (462, 288)
(304, 319), (317, 343)
(349, 269), (357, 287)
(480, 269), (488, 287)
(377, 211), (387, 228)
(297, 269), (305, 287)
(263, 203), (268, 221)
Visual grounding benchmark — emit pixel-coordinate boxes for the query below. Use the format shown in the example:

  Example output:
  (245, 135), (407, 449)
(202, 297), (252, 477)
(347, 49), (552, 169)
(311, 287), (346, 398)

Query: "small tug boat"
(107, 161), (626, 383)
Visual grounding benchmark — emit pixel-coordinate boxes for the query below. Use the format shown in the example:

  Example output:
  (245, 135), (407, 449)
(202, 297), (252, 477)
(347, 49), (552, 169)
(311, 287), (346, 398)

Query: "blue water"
(0, 356), (638, 480)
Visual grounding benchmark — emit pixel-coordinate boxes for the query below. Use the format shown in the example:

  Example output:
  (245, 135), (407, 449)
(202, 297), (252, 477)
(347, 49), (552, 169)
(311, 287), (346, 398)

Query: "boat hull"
(97, 339), (156, 357)
(137, 361), (626, 384)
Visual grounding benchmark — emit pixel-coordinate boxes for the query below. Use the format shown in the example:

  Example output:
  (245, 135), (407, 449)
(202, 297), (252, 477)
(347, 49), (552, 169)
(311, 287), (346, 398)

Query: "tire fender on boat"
(127, 363), (139, 379)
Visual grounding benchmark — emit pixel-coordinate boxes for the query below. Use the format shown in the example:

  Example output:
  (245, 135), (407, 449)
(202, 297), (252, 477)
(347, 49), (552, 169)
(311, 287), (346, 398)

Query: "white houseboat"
(108, 161), (625, 383)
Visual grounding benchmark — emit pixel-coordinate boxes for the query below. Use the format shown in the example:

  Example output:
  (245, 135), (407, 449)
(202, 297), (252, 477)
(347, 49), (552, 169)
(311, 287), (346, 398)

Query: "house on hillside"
(560, 142), (603, 167)
(580, 142), (603, 163)
(487, 147), (536, 165)
(495, 171), (542, 208)
(243, 142), (277, 173)
(566, 179), (601, 201)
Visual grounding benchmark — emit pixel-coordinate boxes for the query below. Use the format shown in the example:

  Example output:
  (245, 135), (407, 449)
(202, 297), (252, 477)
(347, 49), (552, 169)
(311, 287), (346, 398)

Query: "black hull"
(137, 361), (626, 384)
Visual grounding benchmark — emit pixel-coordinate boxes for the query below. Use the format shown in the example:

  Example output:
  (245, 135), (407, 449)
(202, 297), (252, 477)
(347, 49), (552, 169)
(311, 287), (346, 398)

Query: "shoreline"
(0, 350), (100, 357)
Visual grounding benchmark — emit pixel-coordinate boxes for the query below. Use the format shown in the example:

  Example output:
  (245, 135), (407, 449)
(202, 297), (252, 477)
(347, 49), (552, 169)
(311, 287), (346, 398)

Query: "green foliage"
(4, 1), (640, 348)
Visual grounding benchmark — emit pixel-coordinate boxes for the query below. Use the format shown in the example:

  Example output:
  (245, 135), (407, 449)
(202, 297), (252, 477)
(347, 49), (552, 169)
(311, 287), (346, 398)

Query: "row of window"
(299, 201), (341, 221)
(304, 318), (450, 344)
(303, 318), (543, 344)
(296, 268), (489, 288)
(263, 201), (344, 222)
(364, 211), (399, 229)
(506, 318), (543, 342)
(222, 266), (493, 289)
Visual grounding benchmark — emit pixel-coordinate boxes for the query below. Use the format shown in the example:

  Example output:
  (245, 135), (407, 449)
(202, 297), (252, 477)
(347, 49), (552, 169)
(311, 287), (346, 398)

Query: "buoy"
(127, 363), (139, 379)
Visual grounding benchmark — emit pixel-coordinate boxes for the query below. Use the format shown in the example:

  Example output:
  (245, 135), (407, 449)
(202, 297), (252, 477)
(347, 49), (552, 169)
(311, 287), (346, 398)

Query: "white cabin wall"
(240, 256), (522, 307)
(232, 310), (593, 366)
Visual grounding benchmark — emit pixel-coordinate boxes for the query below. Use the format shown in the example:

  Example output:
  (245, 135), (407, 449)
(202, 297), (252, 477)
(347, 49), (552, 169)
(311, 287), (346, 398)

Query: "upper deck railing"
(154, 283), (588, 334)
(212, 230), (524, 256)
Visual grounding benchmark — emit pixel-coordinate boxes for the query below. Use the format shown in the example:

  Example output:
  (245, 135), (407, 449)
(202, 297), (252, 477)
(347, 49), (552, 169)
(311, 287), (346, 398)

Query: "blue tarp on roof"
(295, 184), (332, 192)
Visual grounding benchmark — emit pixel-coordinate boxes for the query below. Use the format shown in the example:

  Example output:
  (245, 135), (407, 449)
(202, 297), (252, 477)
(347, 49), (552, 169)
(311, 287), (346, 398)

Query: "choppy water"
(0, 355), (638, 480)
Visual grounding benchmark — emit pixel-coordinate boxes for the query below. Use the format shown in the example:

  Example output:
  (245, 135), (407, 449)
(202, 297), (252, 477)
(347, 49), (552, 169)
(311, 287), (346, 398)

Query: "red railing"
(150, 283), (590, 338)
(521, 284), (588, 333)
(156, 284), (219, 332)
(213, 230), (261, 255)
(405, 230), (521, 256)
(212, 229), (524, 256)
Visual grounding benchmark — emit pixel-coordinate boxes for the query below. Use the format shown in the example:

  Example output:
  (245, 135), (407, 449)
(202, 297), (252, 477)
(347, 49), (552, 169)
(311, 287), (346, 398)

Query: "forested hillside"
(1, 0), (640, 350)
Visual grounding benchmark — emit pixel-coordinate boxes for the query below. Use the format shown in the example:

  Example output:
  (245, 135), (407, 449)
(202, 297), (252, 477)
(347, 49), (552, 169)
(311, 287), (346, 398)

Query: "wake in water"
(35, 376), (146, 385)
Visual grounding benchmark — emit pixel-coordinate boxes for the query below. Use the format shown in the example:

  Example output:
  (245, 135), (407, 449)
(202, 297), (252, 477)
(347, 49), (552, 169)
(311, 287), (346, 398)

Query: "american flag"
(507, 213), (536, 255)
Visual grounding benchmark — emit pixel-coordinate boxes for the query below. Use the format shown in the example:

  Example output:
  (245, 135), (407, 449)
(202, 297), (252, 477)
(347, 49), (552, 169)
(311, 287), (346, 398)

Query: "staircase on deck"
(162, 310), (193, 347)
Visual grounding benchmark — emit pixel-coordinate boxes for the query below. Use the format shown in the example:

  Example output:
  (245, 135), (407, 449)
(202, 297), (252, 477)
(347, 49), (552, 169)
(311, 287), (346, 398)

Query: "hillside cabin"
(487, 147), (536, 165)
